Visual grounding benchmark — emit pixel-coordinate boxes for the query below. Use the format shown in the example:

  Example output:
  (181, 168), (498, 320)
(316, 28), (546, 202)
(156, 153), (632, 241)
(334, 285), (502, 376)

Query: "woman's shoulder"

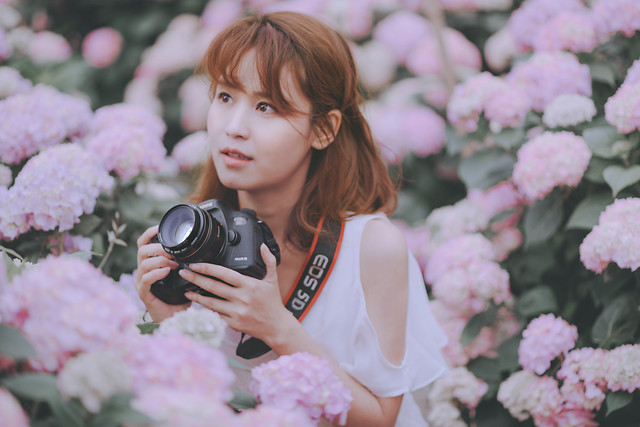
(352, 214), (408, 272)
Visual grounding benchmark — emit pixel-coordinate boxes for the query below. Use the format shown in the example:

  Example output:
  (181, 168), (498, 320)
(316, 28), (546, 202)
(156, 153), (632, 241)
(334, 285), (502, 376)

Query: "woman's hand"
(135, 225), (191, 322)
(179, 244), (294, 345)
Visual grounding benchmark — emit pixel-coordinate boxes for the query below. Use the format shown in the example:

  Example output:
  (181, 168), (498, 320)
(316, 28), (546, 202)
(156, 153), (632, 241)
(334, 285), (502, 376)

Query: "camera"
(150, 199), (281, 305)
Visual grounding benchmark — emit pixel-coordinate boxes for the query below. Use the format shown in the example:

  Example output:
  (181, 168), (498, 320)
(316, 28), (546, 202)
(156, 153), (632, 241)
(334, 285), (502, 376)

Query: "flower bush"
(2, 0), (640, 425)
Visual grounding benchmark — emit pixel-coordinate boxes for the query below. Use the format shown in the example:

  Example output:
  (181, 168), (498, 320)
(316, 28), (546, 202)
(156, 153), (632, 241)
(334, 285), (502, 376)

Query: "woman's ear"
(311, 109), (342, 150)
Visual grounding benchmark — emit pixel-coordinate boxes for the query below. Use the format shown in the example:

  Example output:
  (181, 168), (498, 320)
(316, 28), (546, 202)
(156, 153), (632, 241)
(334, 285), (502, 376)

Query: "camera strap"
(235, 216), (345, 359)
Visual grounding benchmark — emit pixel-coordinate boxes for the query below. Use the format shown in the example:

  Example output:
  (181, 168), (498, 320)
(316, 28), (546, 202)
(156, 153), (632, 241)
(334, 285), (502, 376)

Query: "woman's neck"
(237, 189), (299, 248)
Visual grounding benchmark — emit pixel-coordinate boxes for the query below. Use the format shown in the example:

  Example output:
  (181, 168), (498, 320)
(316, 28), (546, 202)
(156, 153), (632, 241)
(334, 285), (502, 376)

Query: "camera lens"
(157, 204), (226, 263)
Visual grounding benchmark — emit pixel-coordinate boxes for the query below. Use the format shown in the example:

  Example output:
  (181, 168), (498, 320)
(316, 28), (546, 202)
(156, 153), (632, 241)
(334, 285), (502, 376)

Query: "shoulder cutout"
(360, 218), (409, 365)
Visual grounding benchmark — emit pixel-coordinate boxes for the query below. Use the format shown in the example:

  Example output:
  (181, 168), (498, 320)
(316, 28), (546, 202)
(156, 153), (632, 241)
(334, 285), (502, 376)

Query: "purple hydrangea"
(250, 352), (353, 424)
(0, 66), (32, 99)
(0, 143), (113, 240)
(88, 103), (166, 139)
(591, 0), (640, 38)
(0, 256), (139, 372)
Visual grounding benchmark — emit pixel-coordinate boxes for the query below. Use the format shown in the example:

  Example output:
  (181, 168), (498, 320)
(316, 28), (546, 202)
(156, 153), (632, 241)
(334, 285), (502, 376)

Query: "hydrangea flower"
(117, 331), (234, 402)
(427, 367), (488, 410)
(467, 181), (523, 220)
(507, 52), (592, 111)
(604, 83), (640, 134)
(0, 143), (113, 239)
(372, 10), (431, 65)
(424, 233), (496, 285)
(603, 344), (640, 392)
(507, 0), (586, 52)
(45, 232), (93, 257)
(0, 387), (28, 427)
(172, 132), (209, 171)
(88, 103), (166, 138)
(557, 347), (608, 387)
(490, 227), (523, 261)
(512, 131), (591, 202)
(0, 66), (32, 99)
(533, 12), (598, 53)
(28, 31), (71, 64)
(579, 198), (640, 273)
(0, 256), (139, 371)
(250, 352), (353, 424)
(0, 164), (11, 187)
(446, 72), (508, 132)
(425, 400), (467, 427)
(131, 387), (238, 427)
(57, 351), (133, 413)
(82, 27), (123, 68)
(178, 76), (211, 132)
(406, 28), (481, 78)
(237, 405), (314, 427)
(624, 58), (640, 85)
(158, 306), (227, 348)
(484, 26), (518, 72)
(518, 314), (578, 375)
(542, 94), (597, 128)
(423, 198), (489, 253)
(497, 371), (562, 422)
(591, 0), (640, 38)
(483, 84), (531, 133)
(352, 40), (396, 93)
(84, 124), (167, 181)
(431, 260), (512, 316)
(439, 0), (512, 12)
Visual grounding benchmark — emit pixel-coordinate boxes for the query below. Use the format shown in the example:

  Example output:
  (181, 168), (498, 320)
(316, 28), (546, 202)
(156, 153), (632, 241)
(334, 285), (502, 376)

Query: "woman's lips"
(221, 148), (252, 167)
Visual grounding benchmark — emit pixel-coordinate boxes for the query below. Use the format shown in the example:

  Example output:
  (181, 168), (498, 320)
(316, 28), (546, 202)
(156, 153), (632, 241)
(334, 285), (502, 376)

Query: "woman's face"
(206, 51), (316, 198)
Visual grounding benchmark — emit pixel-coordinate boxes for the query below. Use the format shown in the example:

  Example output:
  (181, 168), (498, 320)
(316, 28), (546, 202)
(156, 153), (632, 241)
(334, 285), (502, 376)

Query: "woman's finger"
(178, 268), (236, 300)
(137, 225), (159, 248)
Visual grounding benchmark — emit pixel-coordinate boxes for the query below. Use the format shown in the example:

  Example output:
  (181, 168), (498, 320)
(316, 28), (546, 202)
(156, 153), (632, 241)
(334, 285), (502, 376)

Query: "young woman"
(135, 11), (447, 426)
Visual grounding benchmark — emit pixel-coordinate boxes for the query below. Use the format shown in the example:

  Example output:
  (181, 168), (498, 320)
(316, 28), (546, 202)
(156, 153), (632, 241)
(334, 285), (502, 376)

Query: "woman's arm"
(181, 219), (411, 427)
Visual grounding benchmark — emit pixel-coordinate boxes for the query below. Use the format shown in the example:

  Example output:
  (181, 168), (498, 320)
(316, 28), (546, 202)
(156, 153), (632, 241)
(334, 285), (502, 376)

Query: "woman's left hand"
(179, 244), (293, 345)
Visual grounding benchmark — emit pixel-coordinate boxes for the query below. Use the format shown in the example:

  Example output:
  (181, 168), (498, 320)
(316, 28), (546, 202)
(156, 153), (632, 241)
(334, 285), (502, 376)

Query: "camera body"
(150, 199), (281, 305)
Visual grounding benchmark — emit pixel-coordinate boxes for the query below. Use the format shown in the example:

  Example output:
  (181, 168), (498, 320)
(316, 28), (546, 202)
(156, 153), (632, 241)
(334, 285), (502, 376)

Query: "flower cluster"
(591, 0), (640, 38)
(497, 371), (563, 423)
(57, 351), (133, 413)
(236, 405), (315, 427)
(0, 66), (32, 99)
(579, 197), (640, 273)
(158, 306), (227, 348)
(171, 131), (209, 170)
(542, 94), (597, 128)
(250, 352), (353, 424)
(28, 31), (71, 64)
(533, 11), (598, 53)
(512, 131), (591, 202)
(0, 143), (113, 239)
(423, 199), (489, 253)
(604, 82), (640, 134)
(424, 233), (496, 284)
(178, 76), (211, 132)
(0, 256), (138, 371)
(518, 314), (578, 375)
(82, 27), (123, 68)
(0, 387), (28, 427)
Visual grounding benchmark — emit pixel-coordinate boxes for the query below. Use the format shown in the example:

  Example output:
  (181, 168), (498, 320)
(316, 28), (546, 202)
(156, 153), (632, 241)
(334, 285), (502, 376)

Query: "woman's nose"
(224, 104), (250, 139)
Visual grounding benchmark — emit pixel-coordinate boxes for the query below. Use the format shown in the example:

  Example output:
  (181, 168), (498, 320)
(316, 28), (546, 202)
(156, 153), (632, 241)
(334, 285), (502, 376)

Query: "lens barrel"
(157, 204), (226, 264)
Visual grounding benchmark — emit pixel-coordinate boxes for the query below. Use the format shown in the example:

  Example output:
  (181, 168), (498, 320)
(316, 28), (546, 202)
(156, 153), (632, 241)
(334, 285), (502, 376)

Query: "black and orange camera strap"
(235, 216), (345, 359)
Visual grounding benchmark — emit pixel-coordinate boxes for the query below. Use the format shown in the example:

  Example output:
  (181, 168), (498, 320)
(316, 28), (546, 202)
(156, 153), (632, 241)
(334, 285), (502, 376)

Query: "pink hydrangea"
(603, 344), (640, 392)
(507, 0), (586, 52)
(518, 314), (578, 375)
(533, 11), (598, 53)
(591, 0), (640, 38)
(512, 131), (591, 202)
(0, 66), (32, 99)
(557, 347), (608, 387)
(604, 83), (640, 134)
(424, 233), (496, 285)
(559, 381), (605, 413)
(178, 76), (211, 132)
(432, 260), (512, 316)
(439, 0), (512, 12)
(490, 227), (523, 261)
(84, 124), (167, 180)
(131, 387), (238, 426)
(467, 181), (523, 220)
(201, 0), (243, 34)
(82, 27), (123, 68)
(352, 40), (396, 93)
(497, 371), (562, 422)
(31, 84), (93, 138)
(237, 405), (314, 427)
(28, 31), (72, 64)
(624, 58), (640, 85)
(0, 256), (138, 372)
(406, 28), (482, 77)
(543, 94), (597, 128)
(483, 84), (531, 132)
(579, 198), (640, 273)
(117, 331), (234, 401)
(372, 10), (431, 65)
(250, 352), (353, 424)
(427, 366), (488, 410)
(88, 103), (166, 138)
(484, 27), (518, 72)
(507, 52), (592, 111)
(171, 130), (209, 170)
(423, 199), (489, 253)
(447, 72), (508, 132)
(0, 387), (28, 427)
(0, 143), (113, 239)
(0, 164), (11, 187)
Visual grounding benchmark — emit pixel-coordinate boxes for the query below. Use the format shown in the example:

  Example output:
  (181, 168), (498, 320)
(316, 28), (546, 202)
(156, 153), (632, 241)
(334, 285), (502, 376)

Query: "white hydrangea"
(426, 401), (467, 427)
(543, 94), (597, 128)
(57, 351), (133, 413)
(158, 306), (227, 348)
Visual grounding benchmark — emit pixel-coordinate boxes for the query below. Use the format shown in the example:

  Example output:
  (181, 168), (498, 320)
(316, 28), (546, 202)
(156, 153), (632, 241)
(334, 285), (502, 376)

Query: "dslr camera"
(150, 199), (281, 305)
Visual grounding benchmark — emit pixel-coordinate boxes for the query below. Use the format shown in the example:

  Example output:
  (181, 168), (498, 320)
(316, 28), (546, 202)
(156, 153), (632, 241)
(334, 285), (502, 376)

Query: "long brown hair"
(193, 11), (397, 248)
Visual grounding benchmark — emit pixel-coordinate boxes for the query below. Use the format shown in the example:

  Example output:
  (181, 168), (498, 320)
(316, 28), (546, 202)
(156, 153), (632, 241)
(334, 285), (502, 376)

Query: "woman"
(136, 11), (447, 426)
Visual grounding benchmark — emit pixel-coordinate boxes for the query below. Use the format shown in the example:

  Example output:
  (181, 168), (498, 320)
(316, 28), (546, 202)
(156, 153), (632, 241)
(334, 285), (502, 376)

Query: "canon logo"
(291, 254), (329, 310)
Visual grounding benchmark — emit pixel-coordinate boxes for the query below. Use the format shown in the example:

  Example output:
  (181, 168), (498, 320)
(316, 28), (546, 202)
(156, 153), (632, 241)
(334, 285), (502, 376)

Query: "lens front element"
(159, 205), (196, 247)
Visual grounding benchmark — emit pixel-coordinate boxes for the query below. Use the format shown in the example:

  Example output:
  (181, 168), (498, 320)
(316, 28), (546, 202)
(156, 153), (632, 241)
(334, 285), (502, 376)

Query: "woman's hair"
(194, 11), (397, 248)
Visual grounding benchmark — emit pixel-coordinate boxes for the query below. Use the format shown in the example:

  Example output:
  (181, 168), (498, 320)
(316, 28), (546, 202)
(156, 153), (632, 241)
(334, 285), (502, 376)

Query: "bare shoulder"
(360, 218), (409, 280)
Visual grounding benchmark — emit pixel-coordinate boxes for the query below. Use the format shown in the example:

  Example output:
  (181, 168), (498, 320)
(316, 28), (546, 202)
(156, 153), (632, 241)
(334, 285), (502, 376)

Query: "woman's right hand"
(135, 225), (191, 322)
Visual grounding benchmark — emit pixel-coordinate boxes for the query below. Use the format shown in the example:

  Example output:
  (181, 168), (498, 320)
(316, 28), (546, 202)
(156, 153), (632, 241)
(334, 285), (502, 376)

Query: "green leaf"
(467, 356), (501, 382)
(0, 248), (25, 281)
(49, 394), (86, 427)
(497, 334), (522, 372)
(493, 128), (525, 149)
(461, 305), (498, 347)
(523, 191), (564, 248)
(458, 150), (515, 191)
(565, 192), (614, 230)
(515, 286), (559, 318)
(584, 157), (619, 184)
(589, 61), (618, 87)
(583, 125), (623, 159)
(592, 294), (640, 347)
(72, 214), (103, 235)
(228, 389), (258, 411)
(1, 372), (59, 401)
(605, 391), (633, 416)
(136, 322), (159, 335)
(0, 324), (37, 359)
(89, 393), (154, 427)
(603, 165), (640, 196)
(445, 126), (469, 156)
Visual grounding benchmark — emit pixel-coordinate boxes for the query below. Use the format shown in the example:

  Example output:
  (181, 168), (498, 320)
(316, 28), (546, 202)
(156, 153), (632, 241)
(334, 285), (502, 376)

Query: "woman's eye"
(217, 92), (231, 103)
(257, 102), (274, 113)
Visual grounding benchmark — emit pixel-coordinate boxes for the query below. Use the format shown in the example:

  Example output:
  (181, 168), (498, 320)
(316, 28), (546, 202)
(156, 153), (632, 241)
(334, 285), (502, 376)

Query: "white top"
(219, 213), (448, 426)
